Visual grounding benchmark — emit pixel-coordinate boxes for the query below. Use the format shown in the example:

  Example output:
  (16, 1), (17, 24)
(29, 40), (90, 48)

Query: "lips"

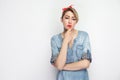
(67, 25), (72, 28)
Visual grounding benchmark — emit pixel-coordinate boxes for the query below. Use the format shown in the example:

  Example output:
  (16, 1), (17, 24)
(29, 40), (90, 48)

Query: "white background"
(0, 0), (120, 80)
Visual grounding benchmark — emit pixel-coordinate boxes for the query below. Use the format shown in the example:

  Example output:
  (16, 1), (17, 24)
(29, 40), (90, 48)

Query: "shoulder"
(78, 30), (89, 37)
(76, 30), (90, 44)
(51, 33), (60, 41)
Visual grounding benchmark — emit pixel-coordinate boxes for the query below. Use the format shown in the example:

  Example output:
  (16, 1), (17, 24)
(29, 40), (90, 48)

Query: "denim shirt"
(50, 30), (92, 80)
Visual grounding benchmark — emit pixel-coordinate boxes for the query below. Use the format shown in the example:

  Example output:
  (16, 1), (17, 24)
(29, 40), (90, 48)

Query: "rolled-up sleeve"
(50, 36), (59, 64)
(81, 33), (92, 62)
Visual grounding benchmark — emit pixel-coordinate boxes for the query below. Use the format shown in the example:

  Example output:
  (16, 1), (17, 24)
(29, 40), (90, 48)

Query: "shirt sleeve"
(81, 33), (92, 62)
(50, 36), (59, 64)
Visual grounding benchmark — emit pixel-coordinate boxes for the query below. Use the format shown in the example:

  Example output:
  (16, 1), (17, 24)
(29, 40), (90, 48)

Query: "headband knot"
(62, 5), (73, 11)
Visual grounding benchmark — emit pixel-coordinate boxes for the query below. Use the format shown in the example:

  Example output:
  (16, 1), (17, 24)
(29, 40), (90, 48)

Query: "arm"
(63, 32), (92, 71)
(53, 29), (72, 70)
(53, 38), (68, 70)
(63, 59), (90, 71)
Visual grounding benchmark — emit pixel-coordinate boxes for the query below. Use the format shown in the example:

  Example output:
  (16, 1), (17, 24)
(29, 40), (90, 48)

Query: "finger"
(67, 28), (72, 32)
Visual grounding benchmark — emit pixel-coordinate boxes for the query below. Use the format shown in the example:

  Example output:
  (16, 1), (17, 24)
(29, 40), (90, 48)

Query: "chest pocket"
(76, 45), (84, 60)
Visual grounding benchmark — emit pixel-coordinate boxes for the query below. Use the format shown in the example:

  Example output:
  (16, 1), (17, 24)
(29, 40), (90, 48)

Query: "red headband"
(62, 5), (73, 11)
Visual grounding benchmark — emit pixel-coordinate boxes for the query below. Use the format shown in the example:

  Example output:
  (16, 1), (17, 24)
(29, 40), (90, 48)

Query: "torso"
(53, 30), (90, 80)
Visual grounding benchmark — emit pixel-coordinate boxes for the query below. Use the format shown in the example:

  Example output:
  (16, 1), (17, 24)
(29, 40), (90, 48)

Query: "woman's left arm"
(63, 59), (90, 70)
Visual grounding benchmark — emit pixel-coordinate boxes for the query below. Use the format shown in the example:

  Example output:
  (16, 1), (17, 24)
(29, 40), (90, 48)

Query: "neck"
(62, 29), (77, 38)
(63, 28), (75, 33)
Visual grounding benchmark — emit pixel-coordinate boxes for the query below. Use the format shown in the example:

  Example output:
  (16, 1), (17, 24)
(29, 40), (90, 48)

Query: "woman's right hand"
(64, 29), (73, 44)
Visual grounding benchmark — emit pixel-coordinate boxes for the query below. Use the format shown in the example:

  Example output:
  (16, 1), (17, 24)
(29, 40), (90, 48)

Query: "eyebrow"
(65, 15), (76, 18)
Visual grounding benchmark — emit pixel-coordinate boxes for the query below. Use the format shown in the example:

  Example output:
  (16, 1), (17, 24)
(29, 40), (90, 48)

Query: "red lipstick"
(67, 25), (72, 28)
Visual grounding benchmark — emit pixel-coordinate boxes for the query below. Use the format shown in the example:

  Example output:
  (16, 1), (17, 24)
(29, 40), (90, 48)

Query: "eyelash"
(65, 17), (76, 20)
(72, 19), (76, 20)
(65, 17), (69, 19)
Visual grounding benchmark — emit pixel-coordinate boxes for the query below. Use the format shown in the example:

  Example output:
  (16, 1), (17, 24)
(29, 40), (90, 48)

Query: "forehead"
(64, 11), (75, 17)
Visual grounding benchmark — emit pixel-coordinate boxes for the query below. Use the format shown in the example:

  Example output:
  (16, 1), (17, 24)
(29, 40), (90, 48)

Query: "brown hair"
(61, 7), (79, 23)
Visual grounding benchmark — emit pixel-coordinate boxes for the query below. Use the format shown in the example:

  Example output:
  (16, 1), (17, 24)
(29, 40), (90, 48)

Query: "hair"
(61, 7), (79, 23)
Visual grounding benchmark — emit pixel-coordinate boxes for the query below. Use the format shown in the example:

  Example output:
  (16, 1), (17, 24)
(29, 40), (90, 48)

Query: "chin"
(64, 27), (73, 31)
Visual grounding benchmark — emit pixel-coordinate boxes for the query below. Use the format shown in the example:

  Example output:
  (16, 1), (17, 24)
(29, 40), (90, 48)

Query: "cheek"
(72, 22), (77, 25)
(63, 19), (68, 22)
(63, 20), (68, 24)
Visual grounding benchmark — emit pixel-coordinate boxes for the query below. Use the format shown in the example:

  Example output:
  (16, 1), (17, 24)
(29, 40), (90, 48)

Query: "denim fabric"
(50, 30), (92, 80)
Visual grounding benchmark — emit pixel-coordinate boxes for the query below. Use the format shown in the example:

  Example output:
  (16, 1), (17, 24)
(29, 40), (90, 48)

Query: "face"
(61, 11), (77, 30)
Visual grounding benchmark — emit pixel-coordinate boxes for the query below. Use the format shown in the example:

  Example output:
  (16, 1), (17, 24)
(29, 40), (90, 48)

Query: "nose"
(68, 18), (72, 24)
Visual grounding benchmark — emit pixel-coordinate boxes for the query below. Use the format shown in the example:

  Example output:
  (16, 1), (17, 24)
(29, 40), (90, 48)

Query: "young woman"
(50, 5), (92, 80)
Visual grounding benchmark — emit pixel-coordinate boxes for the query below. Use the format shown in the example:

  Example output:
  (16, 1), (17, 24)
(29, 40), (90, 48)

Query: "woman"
(50, 5), (92, 80)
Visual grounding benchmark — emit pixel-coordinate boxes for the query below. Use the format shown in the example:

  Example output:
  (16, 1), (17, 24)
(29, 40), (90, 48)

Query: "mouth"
(67, 25), (72, 28)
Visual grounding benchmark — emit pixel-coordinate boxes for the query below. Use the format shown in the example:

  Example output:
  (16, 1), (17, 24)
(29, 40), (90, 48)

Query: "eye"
(65, 17), (69, 19)
(72, 17), (77, 20)
(72, 18), (77, 20)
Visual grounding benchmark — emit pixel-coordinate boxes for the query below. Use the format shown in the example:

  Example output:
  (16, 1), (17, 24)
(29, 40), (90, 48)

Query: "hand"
(64, 28), (73, 44)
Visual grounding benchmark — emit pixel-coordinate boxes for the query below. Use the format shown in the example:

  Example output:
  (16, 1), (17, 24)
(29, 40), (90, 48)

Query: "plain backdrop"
(0, 0), (120, 80)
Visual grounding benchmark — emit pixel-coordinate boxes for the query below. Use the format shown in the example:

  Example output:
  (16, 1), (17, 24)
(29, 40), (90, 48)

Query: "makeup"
(67, 24), (72, 28)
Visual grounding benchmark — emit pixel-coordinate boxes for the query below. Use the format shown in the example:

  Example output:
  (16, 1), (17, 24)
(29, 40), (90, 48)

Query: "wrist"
(63, 64), (66, 70)
(63, 38), (69, 44)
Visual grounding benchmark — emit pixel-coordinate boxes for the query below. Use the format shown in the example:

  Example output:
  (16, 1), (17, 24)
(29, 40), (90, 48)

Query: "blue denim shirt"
(50, 30), (92, 80)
